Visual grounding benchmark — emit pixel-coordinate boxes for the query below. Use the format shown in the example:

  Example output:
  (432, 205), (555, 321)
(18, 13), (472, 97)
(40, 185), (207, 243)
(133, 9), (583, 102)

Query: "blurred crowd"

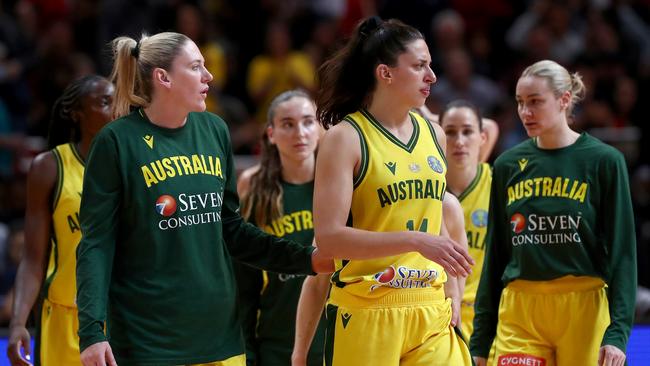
(0, 0), (648, 325)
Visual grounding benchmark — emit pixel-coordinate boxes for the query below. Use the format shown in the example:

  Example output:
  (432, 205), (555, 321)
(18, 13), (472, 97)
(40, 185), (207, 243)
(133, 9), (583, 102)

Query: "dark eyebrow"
(516, 93), (542, 99)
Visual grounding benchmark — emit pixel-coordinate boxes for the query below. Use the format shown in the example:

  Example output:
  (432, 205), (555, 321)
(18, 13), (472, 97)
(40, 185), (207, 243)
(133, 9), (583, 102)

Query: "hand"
(291, 351), (307, 366)
(7, 325), (32, 366)
(311, 247), (334, 274)
(415, 233), (474, 277)
(598, 345), (625, 366)
(80, 341), (117, 366)
(473, 357), (487, 366)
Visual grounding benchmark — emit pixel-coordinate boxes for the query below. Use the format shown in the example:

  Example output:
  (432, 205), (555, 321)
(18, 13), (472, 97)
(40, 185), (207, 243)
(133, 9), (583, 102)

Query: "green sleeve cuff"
(79, 330), (108, 353)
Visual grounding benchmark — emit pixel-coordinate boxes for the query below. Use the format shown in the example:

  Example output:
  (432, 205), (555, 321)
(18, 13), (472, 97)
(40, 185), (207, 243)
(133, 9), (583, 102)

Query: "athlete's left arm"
(470, 161), (508, 358)
(77, 130), (120, 353)
(599, 151), (637, 355)
(219, 129), (331, 275)
(443, 193), (468, 327)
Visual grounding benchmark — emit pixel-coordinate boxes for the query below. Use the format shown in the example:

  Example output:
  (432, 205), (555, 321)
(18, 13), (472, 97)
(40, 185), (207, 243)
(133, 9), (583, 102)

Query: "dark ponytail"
(316, 17), (423, 128)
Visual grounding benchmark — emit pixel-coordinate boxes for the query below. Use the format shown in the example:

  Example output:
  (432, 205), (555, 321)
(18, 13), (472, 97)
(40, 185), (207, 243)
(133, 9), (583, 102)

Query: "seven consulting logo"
(370, 265), (438, 291)
(156, 195), (177, 217)
(374, 266), (396, 284)
(510, 213), (526, 234)
(509, 212), (583, 246)
(153, 192), (224, 231)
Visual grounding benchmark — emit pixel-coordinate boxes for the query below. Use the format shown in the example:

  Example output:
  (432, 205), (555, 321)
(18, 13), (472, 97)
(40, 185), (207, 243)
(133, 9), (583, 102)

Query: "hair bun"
(359, 16), (383, 40)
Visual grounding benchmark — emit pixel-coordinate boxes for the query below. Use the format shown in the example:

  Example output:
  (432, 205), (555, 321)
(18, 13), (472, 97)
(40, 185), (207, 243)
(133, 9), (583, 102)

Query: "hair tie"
(131, 41), (140, 59)
(359, 16), (383, 41)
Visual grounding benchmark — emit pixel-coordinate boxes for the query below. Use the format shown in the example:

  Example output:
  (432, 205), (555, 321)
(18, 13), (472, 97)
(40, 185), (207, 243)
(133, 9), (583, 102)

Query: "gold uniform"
(458, 163), (491, 339)
(40, 143), (84, 365)
(325, 110), (471, 366)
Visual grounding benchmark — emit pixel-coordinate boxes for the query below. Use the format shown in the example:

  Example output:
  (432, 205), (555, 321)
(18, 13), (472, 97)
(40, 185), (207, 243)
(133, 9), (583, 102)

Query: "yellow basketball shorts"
(39, 298), (81, 366)
(490, 276), (610, 366)
(324, 287), (472, 366)
(185, 354), (246, 366)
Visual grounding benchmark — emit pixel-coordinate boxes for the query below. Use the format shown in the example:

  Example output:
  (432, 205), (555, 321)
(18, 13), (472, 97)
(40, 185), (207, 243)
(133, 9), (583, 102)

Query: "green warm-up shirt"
(470, 133), (637, 357)
(76, 110), (314, 365)
(236, 181), (327, 366)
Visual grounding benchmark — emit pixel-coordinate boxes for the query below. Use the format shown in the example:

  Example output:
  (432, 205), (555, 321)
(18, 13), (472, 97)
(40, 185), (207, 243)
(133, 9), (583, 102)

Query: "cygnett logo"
(155, 195), (177, 217)
(510, 213), (526, 234)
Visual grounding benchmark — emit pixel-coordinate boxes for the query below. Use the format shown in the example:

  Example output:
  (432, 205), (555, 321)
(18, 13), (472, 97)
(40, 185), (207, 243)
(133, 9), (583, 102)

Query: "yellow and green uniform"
(325, 110), (471, 366)
(76, 110), (315, 365)
(236, 181), (326, 366)
(455, 162), (491, 340)
(38, 143), (85, 366)
(470, 133), (637, 364)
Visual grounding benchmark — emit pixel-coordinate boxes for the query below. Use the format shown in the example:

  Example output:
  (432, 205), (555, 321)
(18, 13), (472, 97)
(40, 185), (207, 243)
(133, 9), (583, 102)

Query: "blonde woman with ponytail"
(470, 60), (636, 366)
(76, 33), (332, 366)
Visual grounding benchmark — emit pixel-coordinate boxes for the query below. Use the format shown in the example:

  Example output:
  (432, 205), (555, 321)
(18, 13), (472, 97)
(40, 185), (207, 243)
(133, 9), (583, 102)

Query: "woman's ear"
(266, 125), (275, 144)
(153, 68), (171, 89)
(375, 64), (392, 84)
(559, 90), (571, 111)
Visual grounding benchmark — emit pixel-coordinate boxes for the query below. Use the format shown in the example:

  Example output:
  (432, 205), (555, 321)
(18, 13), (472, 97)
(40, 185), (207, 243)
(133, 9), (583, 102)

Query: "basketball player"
(439, 100), (492, 340)
(470, 60), (636, 366)
(235, 89), (327, 366)
(75, 32), (332, 366)
(312, 16), (474, 365)
(7, 75), (114, 366)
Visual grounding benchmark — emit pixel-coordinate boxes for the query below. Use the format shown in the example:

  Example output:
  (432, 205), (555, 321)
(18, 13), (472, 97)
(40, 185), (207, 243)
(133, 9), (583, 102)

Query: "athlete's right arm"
(7, 152), (56, 366)
(292, 272), (329, 366)
(76, 131), (120, 359)
(442, 193), (468, 327)
(313, 123), (473, 277)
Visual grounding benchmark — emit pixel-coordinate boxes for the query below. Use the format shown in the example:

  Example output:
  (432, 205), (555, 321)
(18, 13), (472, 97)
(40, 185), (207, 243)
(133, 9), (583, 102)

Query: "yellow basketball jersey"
(332, 109), (448, 299)
(459, 163), (491, 305)
(46, 143), (84, 307)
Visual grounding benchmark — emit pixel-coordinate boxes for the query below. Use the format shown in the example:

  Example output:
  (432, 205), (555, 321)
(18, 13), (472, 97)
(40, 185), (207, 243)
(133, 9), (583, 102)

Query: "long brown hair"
(240, 89), (314, 225)
(316, 16), (423, 129)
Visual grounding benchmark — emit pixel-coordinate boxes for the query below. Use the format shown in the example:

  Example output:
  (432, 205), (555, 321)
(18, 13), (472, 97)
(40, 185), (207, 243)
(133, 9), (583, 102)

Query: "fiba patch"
(471, 209), (488, 228)
(427, 155), (444, 174)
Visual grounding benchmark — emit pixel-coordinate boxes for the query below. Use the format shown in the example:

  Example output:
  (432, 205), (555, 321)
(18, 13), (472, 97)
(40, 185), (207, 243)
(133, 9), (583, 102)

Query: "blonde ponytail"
(108, 32), (190, 119)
